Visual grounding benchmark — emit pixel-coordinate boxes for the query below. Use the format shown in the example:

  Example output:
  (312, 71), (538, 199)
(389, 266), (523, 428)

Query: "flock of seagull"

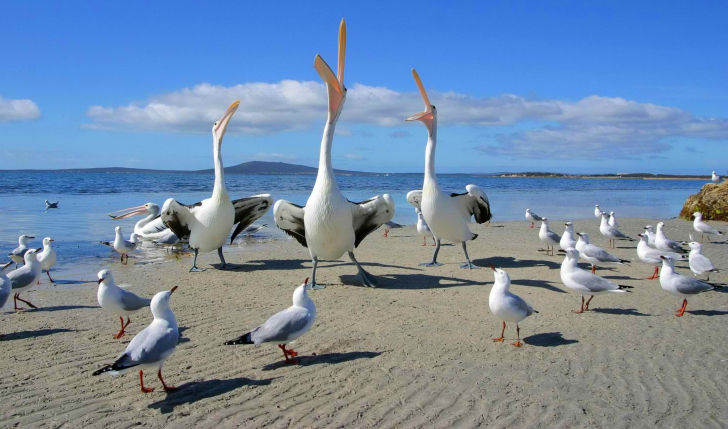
(1, 19), (725, 394)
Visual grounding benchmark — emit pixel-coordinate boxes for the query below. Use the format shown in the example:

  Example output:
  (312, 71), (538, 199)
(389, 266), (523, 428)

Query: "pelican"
(108, 203), (169, 240)
(160, 101), (273, 271)
(405, 69), (491, 268)
(273, 20), (395, 288)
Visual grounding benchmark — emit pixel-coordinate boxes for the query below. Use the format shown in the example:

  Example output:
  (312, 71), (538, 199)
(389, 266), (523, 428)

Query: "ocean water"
(0, 172), (704, 278)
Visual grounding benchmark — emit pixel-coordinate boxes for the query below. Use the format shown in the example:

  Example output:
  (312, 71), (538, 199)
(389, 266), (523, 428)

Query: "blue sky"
(1, 1), (726, 174)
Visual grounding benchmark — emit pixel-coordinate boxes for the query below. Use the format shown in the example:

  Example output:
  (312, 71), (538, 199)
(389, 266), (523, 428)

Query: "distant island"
(0, 161), (711, 180)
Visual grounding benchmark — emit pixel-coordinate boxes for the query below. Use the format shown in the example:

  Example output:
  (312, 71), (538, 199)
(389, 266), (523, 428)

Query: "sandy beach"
(1, 217), (727, 428)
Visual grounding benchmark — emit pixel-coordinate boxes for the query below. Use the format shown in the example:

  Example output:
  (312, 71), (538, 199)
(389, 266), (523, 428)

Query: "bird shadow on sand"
(177, 327), (190, 344)
(687, 309), (728, 316)
(29, 305), (97, 313)
(602, 275), (638, 281)
(346, 273), (482, 290)
(0, 328), (78, 341)
(511, 279), (566, 294)
(148, 377), (278, 414)
(50, 279), (92, 285)
(524, 332), (578, 347)
(262, 351), (383, 371)
(476, 256), (560, 270)
(590, 307), (650, 316)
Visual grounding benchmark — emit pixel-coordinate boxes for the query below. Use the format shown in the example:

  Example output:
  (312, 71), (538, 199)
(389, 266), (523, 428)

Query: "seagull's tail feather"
(224, 332), (253, 345)
(92, 359), (137, 376)
(99, 241), (112, 248)
(470, 233), (479, 241)
(619, 259), (630, 264)
(618, 285), (634, 292)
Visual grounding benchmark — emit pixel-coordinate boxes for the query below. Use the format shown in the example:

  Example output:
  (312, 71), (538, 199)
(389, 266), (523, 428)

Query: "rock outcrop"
(680, 181), (728, 221)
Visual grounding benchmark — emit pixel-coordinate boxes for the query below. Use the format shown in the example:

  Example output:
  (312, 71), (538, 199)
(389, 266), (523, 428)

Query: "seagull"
(687, 242), (719, 281)
(382, 221), (403, 238)
(100, 226), (139, 265)
(415, 208), (436, 246)
(404, 69), (491, 269)
(9, 235), (34, 268)
(44, 200), (59, 209)
(96, 270), (152, 339)
(151, 229), (182, 247)
(0, 261), (14, 310)
(560, 222), (576, 250)
(712, 171), (723, 183)
(241, 224), (268, 236)
(36, 237), (57, 283)
(692, 212), (723, 242)
(659, 255), (721, 317)
(525, 209), (543, 229)
(93, 287), (179, 392)
(655, 222), (687, 254)
(599, 212), (633, 248)
(608, 211), (619, 228)
(575, 233), (629, 274)
(273, 21), (394, 287)
(7, 248), (43, 310)
(225, 277), (316, 364)
(538, 218), (560, 256)
(560, 248), (632, 313)
(636, 234), (686, 279)
(643, 225), (657, 247)
(489, 266), (536, 347)
(594, 204), (604, 219)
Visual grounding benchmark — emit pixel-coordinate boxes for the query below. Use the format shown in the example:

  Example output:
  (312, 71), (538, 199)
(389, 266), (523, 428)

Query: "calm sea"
(0, 172), (703, 280)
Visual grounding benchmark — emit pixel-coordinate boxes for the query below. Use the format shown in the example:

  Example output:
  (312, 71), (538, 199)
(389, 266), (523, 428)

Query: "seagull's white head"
(114, 226), (122, 234)
(42, 237), (54, 247)
(609, 211), (615, 216)
(541, 217), (549, 226)
(489, 265), (511, 286)
(564, 247), (579, 260)
(687, 242), (702, 251)
(656, 222), (665, 231)
(692, 212), (702, 220)
(314, 19), (347, 123)
(212, 100), (240, 145)
(19, 235), (34, 245)
(151, 286), (178, 319)
(645, 225), (654, 232)
(97, 269), (113, 285)
(659, 254), (676, 267)
(576, 232), (590, 243)
(405, 68), (436, 137)
(24, 248), (41, 264)
(526, 209), (531, 213)
(595, 204), (600, 208)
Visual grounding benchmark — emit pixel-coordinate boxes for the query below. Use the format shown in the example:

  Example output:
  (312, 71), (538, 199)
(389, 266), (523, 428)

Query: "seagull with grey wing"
(9, 235), (34, 268)
(687, 242), (719, 281)
(8, 248), (43, 310)
(93, 286), (179, 393)
(225, 277), (316, 364)
(96, 270), (152, 339)
(655, 222), (686, 254)
(382, 221), (403, 238)
(575, 233), (629, 274)
(538, 218), (560, 256)
(636, 233), (686, 279)
(599, 212), (633, 248)
(659, 255), (722, 317)
(0, 261), (14, 310)
(525, 209), (542, 229)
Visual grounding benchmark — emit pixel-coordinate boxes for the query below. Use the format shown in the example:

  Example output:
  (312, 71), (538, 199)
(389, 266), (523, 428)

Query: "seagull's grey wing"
(697, 223), (720, 235)
(273, 200), (307, 247)
(507, 294), (535, 317)
(10, 247), (27, 258)
(691, 254), (716, 273)
(674, 276), (715, 295)
(118, 289), (152, 312)
(385, 221), (403, 229)
(230, 194), (273, 243)
(406, 190), (423, 209)
(114, 325), (179, 369)
(350, 194), (395, 247)
(161, 198), (196, 240)
(251, 306), (311, 344)
(451, 184), (492, 224)
(0, 278), (11, 307)
(9, 268), (35, 289)
(570, 269), (619, 293)
(585, 244), (620, 262)
(547, 230), (561, 243)
(611, 228), (630, 239)
(531, 213), (543, 222)
(666, 240), (686, 252)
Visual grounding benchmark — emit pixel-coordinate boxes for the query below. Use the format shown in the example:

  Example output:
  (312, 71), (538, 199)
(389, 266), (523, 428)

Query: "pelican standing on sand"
(273, 20), (395, 287)
(405, 69), (491, 269)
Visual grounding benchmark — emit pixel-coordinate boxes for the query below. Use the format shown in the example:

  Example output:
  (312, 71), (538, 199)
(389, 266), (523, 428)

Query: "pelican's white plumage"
(488, 266), (535, 347)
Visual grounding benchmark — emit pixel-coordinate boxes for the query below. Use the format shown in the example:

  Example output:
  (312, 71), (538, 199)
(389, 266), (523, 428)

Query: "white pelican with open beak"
(405, 69), (492, 269)
(273, 20), (395, 288)
(108, 203), (169, 240)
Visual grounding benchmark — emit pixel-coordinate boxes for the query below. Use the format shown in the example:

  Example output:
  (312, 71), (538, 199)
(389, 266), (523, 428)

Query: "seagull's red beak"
(170, 286), (178, 294)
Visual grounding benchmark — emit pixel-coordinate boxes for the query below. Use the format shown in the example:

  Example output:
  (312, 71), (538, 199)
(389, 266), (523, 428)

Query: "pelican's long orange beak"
(108, 205), (148, 219)
(314, 19), (346, 120)
(405, 68), (435, 135)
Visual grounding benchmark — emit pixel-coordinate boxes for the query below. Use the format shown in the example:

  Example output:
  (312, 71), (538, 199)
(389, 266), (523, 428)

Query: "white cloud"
(85, 81), (728, 159)
(0, 96), (40, 122)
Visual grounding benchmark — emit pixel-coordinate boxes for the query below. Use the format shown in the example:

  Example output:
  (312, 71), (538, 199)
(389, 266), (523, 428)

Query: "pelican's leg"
(459, 242), (480, 269)
(420, 239), (444, 267)
(189, 249), (206, 272)
(348, 252), (379, 288)
(309, 256), (325, 290)
(217, 247), (227, 270)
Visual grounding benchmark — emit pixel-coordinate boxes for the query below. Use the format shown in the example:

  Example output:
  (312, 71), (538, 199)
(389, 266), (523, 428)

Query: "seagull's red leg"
(591, 265), (596, 274)
(15, 295), (38, 309)
(675, 299), (687, 317)
(13, 294), (19, 311)
(158, 369), (177, 391)
(423, 237), (426, 246)
(493, 321), (505, 342)
(47, 270), (54, 283)
(585, 295), (594, 311)
(113, 316), (126, 339)
(511, 325), (522, 347)
(647, 266), (659, 280)
(530, 223), (534, 228)
(572, 296), (585, 314)
(139, 370), (154, 393)
(278, 344), (299, 364)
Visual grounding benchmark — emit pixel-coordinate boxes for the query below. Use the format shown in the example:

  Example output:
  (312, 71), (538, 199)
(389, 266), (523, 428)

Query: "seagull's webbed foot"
(492, 336), (504, 342)
(511, 340), (523, 347)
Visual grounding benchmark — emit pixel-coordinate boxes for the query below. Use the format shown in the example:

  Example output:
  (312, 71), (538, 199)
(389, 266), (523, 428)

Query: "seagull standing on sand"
(636, 234), (686, 279)
(9, 235), (34, 268)
(599, 212), (633, 248)
(525, 209), (542, 229)
(382, 221), (403, 238)
(96, 270), (152, 339)
(36, 237), (57, 283)
(538, 218), (560, 256)
(274, 21), (394, 287)
(225, 277), (316, 364)
(404, 69), (491, 269)
(692, 212), (723, 242)
(712, 171), (723, 183)
(608, 211), (619, 228)
(659, 255), (721, 317)
(560, 222), (576, 250)
(0, 261), (14, 309)
(594, 205), (604, 219)
(415, 208), (436, 246)
(100, 227), (139, 265)
(489, 266), (536, 347)
(93, 287), (179, 393)
(8, 248), (43, 310)
(560, 248), (632, 313)
(687, 242), (719, 281)
(575, 233), (629, 273)
(655, 222), (686, 254)
(644, 225), (657, 247)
